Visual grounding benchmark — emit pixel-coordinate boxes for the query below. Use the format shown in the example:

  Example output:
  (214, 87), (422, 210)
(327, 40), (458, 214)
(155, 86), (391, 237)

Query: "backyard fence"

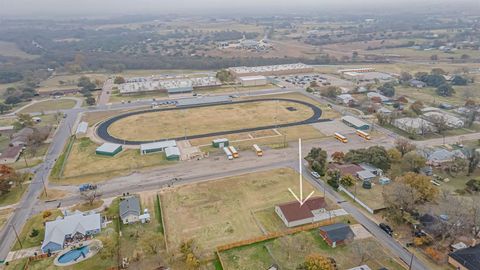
(216, 218), (335, 252)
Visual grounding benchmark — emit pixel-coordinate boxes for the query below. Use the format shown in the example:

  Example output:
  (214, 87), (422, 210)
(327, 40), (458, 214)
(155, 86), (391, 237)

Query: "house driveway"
(5, 246), (42, 263)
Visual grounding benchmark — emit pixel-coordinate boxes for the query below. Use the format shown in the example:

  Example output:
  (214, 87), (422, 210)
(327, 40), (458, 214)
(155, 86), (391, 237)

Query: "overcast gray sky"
(0, 0), (478, 17)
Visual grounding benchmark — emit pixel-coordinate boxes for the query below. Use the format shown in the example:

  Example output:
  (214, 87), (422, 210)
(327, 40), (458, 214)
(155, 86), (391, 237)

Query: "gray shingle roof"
(319, 223), (354, 242)
(119, 196), (141, 219)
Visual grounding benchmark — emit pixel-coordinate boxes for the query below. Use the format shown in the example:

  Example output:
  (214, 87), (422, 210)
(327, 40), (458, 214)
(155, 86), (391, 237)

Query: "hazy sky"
(0, 0), (478, 17)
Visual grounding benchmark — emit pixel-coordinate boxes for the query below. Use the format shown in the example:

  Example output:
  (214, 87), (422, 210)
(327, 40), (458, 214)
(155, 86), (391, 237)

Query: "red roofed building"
(275, 196), (327, 228)
(328, 163), (363, 176)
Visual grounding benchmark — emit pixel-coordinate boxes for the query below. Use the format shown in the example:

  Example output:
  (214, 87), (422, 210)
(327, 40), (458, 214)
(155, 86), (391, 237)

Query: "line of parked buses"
(334, 130), (371, 143)
(223, 144), (263, 160)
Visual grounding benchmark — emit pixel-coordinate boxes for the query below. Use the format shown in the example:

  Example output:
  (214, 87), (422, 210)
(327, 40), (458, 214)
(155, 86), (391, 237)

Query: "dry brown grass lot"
(57, 138), (173, 184)
(108, 100), (315, 141)
(160, 168), (317, 258)
(19, 99), (77, 113)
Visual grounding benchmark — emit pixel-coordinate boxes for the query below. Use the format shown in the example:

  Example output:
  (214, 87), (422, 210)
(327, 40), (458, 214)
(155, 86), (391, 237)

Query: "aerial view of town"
(0, 0), (479, 269)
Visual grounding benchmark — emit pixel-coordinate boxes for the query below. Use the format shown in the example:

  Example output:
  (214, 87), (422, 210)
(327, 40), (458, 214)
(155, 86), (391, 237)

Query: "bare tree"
(81, 189), (101, 206)
(428, 114), (449, 135)
(431, 194), (471, 245)
(394, 138), (416, 156)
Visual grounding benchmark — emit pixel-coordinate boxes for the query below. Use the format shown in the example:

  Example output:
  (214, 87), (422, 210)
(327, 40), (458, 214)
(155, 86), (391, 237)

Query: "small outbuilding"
(356, 170), (376, 182)
(165, 146), (181, 161)
(119, 196), (141, 224)
(212, 138), (229, 148)
(75, 122), (88, 138)
(95, 143), (122, 156)
(341, 116), (370, 130)
(318, 223), (354, 248)
(140, 140), (176, 155)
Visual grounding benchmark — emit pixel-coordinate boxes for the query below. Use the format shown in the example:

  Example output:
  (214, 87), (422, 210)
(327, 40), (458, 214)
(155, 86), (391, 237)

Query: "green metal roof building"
(212, 138), (229, 148)
(165, 146), (180, 161)
(96, 143), (122, 156)
(341, 116), (370, 130)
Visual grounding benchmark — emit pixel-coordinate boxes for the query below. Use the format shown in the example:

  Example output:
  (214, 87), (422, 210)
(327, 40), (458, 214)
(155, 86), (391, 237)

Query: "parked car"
(379, 223), (393, 236)
(310, 171), (320, 179)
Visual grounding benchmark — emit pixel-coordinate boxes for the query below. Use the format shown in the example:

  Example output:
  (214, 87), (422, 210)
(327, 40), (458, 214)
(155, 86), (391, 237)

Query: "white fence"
(338, 185), (375, 214)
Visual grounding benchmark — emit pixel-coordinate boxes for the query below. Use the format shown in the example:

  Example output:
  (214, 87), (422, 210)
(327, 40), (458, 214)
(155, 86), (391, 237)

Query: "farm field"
(107, 100), (316, 141)
(219, 230), (404, 270)
(18, 99), (77, 113)
(0, 41), (39, 60)
(53, 138), (174, 184)
(160, 168), (317, 258)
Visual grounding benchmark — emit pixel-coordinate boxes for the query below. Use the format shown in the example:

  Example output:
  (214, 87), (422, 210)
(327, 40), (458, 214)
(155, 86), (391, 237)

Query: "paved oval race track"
(96, 98), (323, 145)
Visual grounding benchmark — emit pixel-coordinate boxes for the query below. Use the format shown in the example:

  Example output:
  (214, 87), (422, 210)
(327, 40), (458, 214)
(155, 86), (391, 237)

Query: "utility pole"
(12, 225), (22, 249)
(408, 251), (414, 270)
(41, 175), (48, 198)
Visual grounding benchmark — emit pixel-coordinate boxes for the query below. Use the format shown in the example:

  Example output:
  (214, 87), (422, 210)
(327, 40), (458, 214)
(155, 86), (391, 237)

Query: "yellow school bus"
(334, 132), (348, 143)
(355, 130), (371, 140)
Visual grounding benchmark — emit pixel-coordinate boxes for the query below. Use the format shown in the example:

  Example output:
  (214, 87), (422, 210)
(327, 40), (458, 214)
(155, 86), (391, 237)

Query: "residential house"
(336, 94), (356, 106)
(448, 244), (480, 270)
(10, 127), (34, 147)
(0, 145), (23, 164)
(41, 212), (101, 253)
(393, 117), (436, 135)
(409, 79), (427, 88)
(422, 111), (464, 129)
(367, 92), (390, 103)
(359, 163), (383, 176)
(356, 170), (376, 182)
(328, 163), (363, 177)
(119, 196), (141, 224)
(318, 223), (354, 248)
(275, 197), (327, 228)
(425, 148), (466, 167)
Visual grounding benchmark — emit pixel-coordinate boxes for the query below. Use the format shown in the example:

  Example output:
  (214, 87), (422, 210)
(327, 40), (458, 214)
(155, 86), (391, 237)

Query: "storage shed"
(212, 138), (229, 148)
(341, 116), (370, 130)
(140, 140), (176, 155)
(165, 146), (180, 160)
(96, 143), (122, 156)
(75, 122), (88, 138)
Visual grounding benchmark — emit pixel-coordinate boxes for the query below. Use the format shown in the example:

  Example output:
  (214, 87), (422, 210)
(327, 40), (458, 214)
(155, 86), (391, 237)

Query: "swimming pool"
(57, 246), (90, 264)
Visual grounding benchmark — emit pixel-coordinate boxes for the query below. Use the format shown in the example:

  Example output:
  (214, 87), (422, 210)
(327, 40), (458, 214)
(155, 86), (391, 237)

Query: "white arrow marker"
(288, 138), (315, 206)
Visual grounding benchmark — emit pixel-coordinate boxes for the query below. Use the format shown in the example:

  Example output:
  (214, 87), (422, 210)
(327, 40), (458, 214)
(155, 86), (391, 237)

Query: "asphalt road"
(300, 167), (428, 270)
(96, 97), (325, 144)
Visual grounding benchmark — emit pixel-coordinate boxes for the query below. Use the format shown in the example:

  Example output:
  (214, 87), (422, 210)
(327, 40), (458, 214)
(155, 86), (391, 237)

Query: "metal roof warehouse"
(341, 116), (370, 130)
(140, 141), (176, 155)
(96, 143), (122, 156)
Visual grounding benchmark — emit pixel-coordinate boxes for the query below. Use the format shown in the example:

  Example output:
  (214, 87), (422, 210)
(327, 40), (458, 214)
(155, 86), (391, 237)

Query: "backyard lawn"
(219, 230), (404, 270)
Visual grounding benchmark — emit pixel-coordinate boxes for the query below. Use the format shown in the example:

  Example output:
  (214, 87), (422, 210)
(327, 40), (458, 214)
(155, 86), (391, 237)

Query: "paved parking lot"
(311, 119), (354, 136)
